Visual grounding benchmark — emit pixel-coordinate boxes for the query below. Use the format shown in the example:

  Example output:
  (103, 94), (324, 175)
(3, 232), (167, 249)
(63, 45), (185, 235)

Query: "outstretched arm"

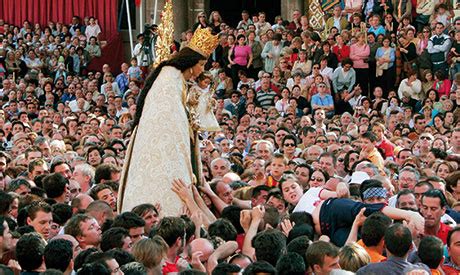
(381, 206), (425, 235)
(171, 179), (201, 215)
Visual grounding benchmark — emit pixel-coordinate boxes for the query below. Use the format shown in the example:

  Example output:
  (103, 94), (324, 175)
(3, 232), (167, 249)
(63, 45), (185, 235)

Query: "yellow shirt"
(368, 148), (385, 171)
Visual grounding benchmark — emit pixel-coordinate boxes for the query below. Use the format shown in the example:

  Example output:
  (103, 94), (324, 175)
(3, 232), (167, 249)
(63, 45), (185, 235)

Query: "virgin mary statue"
(118, 27), (219, 215)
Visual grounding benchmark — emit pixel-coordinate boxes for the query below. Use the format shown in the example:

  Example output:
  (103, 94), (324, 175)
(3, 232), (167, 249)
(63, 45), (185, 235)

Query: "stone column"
(281, 0), (304, 20)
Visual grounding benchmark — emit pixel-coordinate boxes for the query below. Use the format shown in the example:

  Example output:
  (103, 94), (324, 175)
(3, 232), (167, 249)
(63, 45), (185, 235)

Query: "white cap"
(349, 171), (370, 185)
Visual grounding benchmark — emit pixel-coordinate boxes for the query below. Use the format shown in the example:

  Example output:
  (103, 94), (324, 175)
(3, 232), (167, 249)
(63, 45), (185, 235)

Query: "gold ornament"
(153, 0), (174, 68)
(187, 27), (219, 58)
(309, 0), (326, 31)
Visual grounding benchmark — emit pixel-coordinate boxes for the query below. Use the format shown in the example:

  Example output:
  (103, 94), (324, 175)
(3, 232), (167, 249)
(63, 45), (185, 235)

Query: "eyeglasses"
(318, 84), (326, 88)
(70, 188), (82, 194)
(399, 177), (416, 183)
(313, 66), (319, 69)
(284, 143), (296, 147)
(50, 224), (60, 230)
(257, 121), (268, 125)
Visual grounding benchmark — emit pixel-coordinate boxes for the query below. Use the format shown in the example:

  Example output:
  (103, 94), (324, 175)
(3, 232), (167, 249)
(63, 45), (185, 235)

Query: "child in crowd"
(127, 57), (142, 83)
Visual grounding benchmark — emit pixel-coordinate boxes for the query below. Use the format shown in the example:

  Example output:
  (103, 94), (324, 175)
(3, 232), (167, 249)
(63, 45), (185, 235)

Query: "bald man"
(188, 238), (215, 263)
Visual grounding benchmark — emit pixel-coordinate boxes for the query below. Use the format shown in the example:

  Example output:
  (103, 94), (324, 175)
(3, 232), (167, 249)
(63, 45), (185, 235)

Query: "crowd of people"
(0, 1), (460, 274)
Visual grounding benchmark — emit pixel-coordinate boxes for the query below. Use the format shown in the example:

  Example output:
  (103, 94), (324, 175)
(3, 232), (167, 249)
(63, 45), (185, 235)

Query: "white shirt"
(398, 78), (422, 101)
(348, 94), (365, 108)
(293, 187), (323, 214)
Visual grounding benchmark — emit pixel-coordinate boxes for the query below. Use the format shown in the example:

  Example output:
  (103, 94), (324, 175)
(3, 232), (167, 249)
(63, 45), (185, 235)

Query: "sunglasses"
(339, 140), (349, 144)
(284, 143), (296, 147)
(318, 85), (326, 88)
(420, 136), (432, 140)
(316, 139), (327, 143)
(310, 177), (324, 182)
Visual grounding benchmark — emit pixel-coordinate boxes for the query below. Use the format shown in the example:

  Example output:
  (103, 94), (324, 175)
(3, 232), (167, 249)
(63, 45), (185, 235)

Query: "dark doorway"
(209, 0), (281, 29)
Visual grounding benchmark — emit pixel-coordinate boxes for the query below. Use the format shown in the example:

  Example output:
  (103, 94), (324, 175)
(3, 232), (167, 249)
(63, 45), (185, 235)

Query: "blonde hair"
(132, 236), (168, 269)
(338, 243), (371, 272)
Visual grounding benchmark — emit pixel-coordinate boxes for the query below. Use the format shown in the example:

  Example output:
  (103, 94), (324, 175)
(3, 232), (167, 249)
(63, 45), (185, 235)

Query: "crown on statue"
(187, 27), (219, 58)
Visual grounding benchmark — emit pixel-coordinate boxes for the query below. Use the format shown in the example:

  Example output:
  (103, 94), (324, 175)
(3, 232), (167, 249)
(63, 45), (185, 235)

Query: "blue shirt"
(357, 256), (430, 275)
(116, 73), (129, 94)
(311, 93), (333, 108)
(376, 47), (396, 68)
(369, 25), (386, 37)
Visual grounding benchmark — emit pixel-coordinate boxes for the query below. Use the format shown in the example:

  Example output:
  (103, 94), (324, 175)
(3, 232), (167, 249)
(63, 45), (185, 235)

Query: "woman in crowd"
(247, 31), (264, 79)
(228, 34), (252, 87)
(375, 36), (396, 97)
(208, 11), (223, 34)
(350, 33), (370, 94)
(261, 33), (283, 73)
(192, 11), (209, 31)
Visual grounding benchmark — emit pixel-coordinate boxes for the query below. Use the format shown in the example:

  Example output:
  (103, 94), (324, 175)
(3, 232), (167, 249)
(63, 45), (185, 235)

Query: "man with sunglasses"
(311, 82), (334, 118)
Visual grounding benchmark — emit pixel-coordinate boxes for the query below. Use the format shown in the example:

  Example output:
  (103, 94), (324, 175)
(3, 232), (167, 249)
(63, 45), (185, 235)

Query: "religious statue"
(117, 26), (219, 215)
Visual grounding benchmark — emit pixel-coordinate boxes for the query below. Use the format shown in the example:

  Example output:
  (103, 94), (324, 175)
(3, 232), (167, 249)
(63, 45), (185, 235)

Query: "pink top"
(350, 43), (370, 69)
(232, 45), (252, 66)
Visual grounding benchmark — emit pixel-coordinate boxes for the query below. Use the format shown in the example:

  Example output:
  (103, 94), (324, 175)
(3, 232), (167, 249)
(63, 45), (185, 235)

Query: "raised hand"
(240, 209), (252, 233)
(171, 179), (193, 203)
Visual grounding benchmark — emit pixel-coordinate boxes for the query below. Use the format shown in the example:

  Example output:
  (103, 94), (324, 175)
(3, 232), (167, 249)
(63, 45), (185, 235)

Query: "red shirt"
(442, 263), (460, 274)
(376, 138), (395, 158)
(236, 233), (245, 250)
(433, 79), (452, 97)
(437, 222), (452, 244)
(266, 175), (280, 188)
(332, 45), (350, 63)
(162, 256), (179, 275)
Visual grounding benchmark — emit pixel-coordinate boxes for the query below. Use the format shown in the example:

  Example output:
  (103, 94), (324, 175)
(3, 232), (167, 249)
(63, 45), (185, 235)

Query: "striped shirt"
(256, 89), (277, 109)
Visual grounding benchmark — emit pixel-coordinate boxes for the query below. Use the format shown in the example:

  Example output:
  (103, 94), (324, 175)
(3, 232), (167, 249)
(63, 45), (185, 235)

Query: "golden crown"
(187, 27), (219, 58)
